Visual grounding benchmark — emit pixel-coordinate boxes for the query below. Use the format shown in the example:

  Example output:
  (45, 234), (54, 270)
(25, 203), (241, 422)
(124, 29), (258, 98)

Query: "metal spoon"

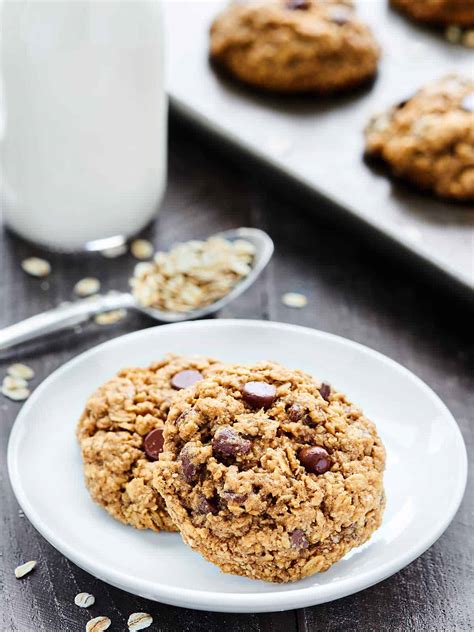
(0, 228), (273, 351)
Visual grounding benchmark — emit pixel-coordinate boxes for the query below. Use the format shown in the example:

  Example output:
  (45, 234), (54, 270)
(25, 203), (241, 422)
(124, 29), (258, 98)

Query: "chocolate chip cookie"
(391, 0), (474, 26)
(77, 354), (218, 531)
(365, 75), (474, 201)
(210, 0), (380, 93)
(153, 362), (386, 582)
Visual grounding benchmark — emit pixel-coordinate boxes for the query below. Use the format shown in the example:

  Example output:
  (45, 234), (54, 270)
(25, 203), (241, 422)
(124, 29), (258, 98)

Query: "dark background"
(1, 116), (473, 631)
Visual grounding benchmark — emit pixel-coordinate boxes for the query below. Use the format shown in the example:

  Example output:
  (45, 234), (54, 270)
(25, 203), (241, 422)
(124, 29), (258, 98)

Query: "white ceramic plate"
(8, 320), (467, 613)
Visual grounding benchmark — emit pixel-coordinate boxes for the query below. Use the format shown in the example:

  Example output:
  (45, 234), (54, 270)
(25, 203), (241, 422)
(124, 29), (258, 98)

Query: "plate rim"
(7, 319), (468, 612)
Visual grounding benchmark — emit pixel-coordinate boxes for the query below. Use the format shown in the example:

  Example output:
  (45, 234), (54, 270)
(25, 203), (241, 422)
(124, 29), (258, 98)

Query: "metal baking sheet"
(164, 0), (474, 294)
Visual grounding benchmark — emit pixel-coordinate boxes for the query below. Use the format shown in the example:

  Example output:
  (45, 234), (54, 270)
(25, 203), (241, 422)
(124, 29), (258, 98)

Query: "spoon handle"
(0, 293), (135, 352)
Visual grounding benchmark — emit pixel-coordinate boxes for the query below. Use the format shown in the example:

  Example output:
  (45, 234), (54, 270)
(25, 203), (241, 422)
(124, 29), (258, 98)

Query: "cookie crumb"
(75, 592), (95, 608)
(282, 292), (308, 308)
(21, 257), (51, 278)
(86, 617), (111, 632)
(94, 309), (127, 326)
(131, 239), (154, 260)
(127, 612), (153, 630)
(15, 560), (36, 578)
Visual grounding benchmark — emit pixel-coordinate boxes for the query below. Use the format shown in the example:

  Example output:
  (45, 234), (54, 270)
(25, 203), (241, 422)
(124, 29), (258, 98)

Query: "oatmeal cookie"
(210, 0), (380, 93)
(391, 0), (474, 26)
(77, 354), (218, 531)
(154, 362), (386, 583)
(365, 75), (474, 200)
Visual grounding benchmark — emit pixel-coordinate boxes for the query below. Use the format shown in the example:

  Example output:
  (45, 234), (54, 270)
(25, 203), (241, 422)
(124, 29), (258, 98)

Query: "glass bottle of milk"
(0, 0), (167, 251)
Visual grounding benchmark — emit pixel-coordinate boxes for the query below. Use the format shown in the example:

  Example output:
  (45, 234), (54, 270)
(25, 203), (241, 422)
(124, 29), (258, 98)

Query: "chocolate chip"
(242, 382), (277, 409)
(212, 426), (252, 461)
(299, 446), (332, 475)
(287, 0), (309, 9)
(319, 383), (331, 402)
(328, 7), (351, 25)
(170, 369), (203, 391)
(288, 403), (305, 422)
(178, 447), (201, 483)
(460, 92), (474, 113)
(396, 97), (411, 109)
(143, 428), (164, 461)
(290, 529), (309, 549)
(196, 495), (219, 515)
(222, 491), (248, 504)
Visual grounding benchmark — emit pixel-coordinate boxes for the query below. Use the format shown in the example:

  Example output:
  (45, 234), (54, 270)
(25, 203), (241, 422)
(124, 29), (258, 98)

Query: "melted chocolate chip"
(290, 529), (309, 549)
(299, 446), (332, 475)
(196, 495), (219, 515)
(460, 92), (474, 113)
(170, 369), (203, 391)
(242, 382), (277, 409)
(319, 383), (331, 402)
(178, 447), (201, 483)
(287, 0), (309, 9)
(143, 428), (164, 461)
(222, 491), (249, 504)
(212, 426), (252, 461)
(288, 403), (305, 422)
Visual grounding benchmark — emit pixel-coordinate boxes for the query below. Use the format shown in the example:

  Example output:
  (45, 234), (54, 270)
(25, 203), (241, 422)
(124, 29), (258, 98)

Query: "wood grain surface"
(0, 118), (472, 631)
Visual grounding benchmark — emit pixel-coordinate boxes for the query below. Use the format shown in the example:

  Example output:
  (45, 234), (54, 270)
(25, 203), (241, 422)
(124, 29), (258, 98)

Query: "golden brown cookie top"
(210, 0), (380, 93)
(155, 361), (385, 582)
(365, 75), (474, 200)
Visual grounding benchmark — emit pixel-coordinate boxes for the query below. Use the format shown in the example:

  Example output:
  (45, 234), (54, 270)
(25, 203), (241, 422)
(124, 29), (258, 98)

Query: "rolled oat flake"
(128, 612), (153, 630)
(74, 592), (95, 608)
(14, 560), (36, 578)
(7, 363), (34, 380)
(86, 616), (111, 632)
(21, 257), (51, 278)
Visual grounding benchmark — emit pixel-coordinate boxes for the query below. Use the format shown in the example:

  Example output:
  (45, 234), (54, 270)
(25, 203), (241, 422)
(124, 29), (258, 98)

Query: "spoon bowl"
(0, 228), (273, 351)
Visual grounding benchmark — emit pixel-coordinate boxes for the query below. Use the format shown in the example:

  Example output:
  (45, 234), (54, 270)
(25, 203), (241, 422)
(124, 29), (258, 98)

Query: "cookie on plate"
(77, 354), (218, 532)
(210, 0), (380, 93)
(364, 75), (474, 201)
(154, 362), (386, 583)
(390, 0), (474, 26)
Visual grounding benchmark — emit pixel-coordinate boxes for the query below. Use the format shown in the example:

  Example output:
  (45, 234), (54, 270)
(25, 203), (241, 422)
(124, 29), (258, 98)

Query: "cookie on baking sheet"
(391, 0), (474, 26)
(153, 362), (386, 583)
(364, 75), (474, 201)
(210, 0), (380, 93)
(77, 354), (218, 532)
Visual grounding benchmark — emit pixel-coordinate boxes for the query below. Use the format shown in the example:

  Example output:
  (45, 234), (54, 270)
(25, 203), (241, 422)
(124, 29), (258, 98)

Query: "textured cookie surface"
(77, 354), (218, 532)
(391, 0), (474, 26)
(365, 75), (474, 201)
(210, 0), (380, 93)
(154, 362), (386, 582)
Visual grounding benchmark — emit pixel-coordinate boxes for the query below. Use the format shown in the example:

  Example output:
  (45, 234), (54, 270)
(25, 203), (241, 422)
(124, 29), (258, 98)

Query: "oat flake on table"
(86, 616), (111, 632)
(74, 277), (101, 297)
(7, 363), (34, 380)
(282, 292), (308, 308)
(74, 592), (95, 608)
(131, 239), (154, 260)
(21, 257), (51, 278)
(127, 612), (153, 630)
(14, 560), (36, 578)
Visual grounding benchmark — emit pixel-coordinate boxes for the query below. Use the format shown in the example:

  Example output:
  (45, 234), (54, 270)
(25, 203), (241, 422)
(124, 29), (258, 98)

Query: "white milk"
(0, 0), (167, 251)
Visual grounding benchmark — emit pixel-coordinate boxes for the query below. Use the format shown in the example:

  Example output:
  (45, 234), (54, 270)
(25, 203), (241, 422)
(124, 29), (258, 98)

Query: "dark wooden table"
(1, 117), (473, 632)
